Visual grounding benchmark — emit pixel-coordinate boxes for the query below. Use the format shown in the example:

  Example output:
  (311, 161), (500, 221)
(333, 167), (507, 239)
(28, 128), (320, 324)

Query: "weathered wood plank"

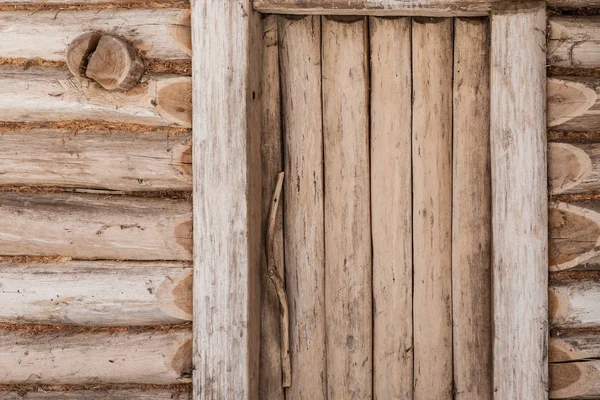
(550, 278), (600, 328)
(491, 4), (548, 398)
(280, 15), (326, 400)
(369, 16), (412, 400)
(550, 201), (600, 272)
(0, 261), (191, 326)
(259, 15), (285, 399)
(549, 17), (600, 69)
(550, 331), (600, 362)
(548, 77), (600, 133)
(549, 142), (600, 195)
(452, 17), (492, 400)
(0, 328), (191, 384)
(191, 0), (262, 399)
(0, 129), (191, 191)
(412, 17), (453, 400)
(0, 9), (190, 61)
(0, 389), (191, 400)
(0, 192), (192, 260)
(0, 0), (187, 5)
(550, 361), (600, 399)
(254, 0), (509, 16)
(0, 66), (191, 127)
(547, 0), (600, 8)
(322, 16), (372, 400)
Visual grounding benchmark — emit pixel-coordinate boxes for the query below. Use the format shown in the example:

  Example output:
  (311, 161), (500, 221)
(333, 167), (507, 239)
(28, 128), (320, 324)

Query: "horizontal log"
(0, 9), (190, 61)
(0, 388), (191, 399)
(0, 328), (191, 384)
(0, 261), (191, 325)
(549, 201), (600, 271)
(549, 142), (600, 195)
(548, 77), (600, 132)
(549, 17), (600, 69)
(550, 279), (600, 328)
(547, 0), (600, 8)
(0, 192), (192, 260)
(253, 0), (520, 16)
(0, 129), (191, 191)
(551, 331), (600, 362)
(550, 361), (600, 399)
(0, 66), (191, 127)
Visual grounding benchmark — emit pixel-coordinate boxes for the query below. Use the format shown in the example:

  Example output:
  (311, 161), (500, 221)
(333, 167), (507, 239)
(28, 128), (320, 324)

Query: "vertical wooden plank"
(369, 16), (413, 400)
(259, 14), (285, 399)
(322, 16), (372, 400)
(280, 15), (327, 400)
(490, 3), (548, 398)
(191, 1), (262, 399)
(452, 17), (492, 400)
(412, 17), (454, 400)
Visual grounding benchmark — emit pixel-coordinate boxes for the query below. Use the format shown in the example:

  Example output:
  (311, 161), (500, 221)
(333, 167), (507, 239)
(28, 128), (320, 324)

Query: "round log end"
(86, 35), (145, 91)
(66, 32), (103, 79)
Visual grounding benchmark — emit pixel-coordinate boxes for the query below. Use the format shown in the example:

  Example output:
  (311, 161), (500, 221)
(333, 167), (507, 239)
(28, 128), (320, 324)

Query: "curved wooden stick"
(266, 171), (291, 387)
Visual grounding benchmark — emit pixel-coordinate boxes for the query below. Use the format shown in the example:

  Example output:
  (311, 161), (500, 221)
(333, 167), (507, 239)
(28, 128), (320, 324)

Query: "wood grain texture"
(549, 142), (600, 195)
(0, 389), (191, 399)
(191, 1), (262, 399)
(550, 278), (600, 328)
(549, 17), (600, 69)
(254, 0), (509, 16)
(0, 9), (190, 61)
(550, 361), (600, 399)
(550, 331), (600, 362)
(369, 16), (412, 400)
(0, 0), (188, 5)
(279, 15), (326, 400)
(452, 17), (492, 400)
(549, 201), (600, 272)
(547, 0), (600, 8)
(0, 192), (192, 260)
(548, 77), (600, 133)
(259, 15), (285, 400)
(490, 4), (548, 398)
(322, 16), (372, 400)
(0, 129), (191, 191)
(0, 261), (191, 326)
(0, 66), (191, 127)
(412, 17), (453, 400)
(0, 328), (192, 384)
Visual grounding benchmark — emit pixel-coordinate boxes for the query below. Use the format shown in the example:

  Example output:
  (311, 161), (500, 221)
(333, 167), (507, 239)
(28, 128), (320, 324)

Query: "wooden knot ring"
(66, 32), (145, 91)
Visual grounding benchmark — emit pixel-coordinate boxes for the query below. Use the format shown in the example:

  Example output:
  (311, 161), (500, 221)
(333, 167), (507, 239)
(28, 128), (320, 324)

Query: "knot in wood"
(66, 32), (145, 91)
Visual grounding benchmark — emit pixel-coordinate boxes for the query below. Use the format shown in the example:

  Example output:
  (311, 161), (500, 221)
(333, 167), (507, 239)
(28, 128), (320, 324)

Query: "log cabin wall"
(0, 1), (193, 398)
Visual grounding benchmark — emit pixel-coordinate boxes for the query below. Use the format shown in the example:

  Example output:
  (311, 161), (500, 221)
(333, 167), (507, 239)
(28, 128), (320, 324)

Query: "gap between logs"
(266, 172), (291, 388)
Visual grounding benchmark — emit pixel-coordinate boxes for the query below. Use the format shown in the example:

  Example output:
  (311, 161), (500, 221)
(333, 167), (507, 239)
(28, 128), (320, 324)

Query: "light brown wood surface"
(549, 142), (600, 195)
(322, 15), (372, 400)
(0, 129), (191, 191)
(547, 0), (600, 7)
(0, 389), (191, 399)
(548, 77), (600, 132)
(191, 0), (263, 398)
(550, 361), (600, 399)
(280, 15), (326, 400)
(550, 331), (600, 362)
(0, 261), (191, 326)
(0, 192), (192, 260)
(412, 17), (453, 400)
(490, 4), (548, 398)
(259, 15), (285, 400)
(0, 328), (191, 384)
(549, 17), (600, 69)
(369, 16), (412, 400)
(550, 278), (600, 328)
(0, 9), (190, 61)
(254, 0), (510, 16)
(452, 17), (492, 400)
(0, 66), (191, 127)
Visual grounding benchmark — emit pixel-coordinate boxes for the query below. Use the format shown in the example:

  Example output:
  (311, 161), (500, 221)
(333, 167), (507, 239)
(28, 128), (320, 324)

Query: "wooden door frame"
(190, 1), (548, 398)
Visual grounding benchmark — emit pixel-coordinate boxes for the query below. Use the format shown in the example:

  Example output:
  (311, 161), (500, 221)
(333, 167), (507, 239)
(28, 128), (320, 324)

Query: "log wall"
(0, 0), (193, 397)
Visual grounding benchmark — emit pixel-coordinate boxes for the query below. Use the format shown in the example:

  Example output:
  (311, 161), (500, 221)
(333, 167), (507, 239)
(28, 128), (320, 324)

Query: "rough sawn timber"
(548, 77), (600, 133)
(412, 17), (453, 400)
(490, 3), (548, 398)
(254, 0), (513, 16)
(548, 17), (600, 69)
(0, 261), (192, 326)
(369, 16), (413, 400)
(550, 278), (600, 329)
(191, 0), (262, 399)
(0, 388), (191, 399)
(0, 66), (191, 127)
(322, 15), (372, 400)
(0, 129), (191, 191)
(0, 9), (191, 62)
(279, 15), (326, 400)
(549, 142), (600, 196)
(0, 192), (192, 261)
(550, 361), (600, 399)
(0, 328), (191, 385)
